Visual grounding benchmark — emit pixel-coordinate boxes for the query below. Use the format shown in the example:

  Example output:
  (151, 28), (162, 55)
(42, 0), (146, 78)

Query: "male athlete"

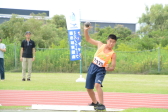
(84, 24), (117, 111)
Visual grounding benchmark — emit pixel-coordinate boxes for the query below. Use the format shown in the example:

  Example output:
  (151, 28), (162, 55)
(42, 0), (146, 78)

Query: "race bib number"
(93, 57), (105, 67)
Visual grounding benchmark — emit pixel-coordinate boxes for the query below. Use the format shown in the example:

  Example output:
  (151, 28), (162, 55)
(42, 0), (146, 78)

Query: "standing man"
(20, 31), (35, 81)
(84, 25), (117, 111)
(0, 38), (6, 81)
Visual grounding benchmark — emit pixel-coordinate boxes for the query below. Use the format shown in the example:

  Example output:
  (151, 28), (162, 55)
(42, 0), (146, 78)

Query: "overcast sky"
(0, 0), (168, 24)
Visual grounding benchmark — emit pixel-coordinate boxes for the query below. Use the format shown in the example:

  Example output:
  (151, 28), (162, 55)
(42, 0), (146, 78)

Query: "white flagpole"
(76, 9), (85, 82)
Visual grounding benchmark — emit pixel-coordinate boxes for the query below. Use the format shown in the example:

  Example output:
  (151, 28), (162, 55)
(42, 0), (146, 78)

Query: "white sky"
(0, 0), (168, 24)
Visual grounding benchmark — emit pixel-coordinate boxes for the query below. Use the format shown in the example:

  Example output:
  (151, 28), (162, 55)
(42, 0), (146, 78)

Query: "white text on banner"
(66, 10), (81, 61)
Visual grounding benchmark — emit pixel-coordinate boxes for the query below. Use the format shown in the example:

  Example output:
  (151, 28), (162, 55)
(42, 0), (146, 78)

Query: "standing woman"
(0, 38), (6, 81)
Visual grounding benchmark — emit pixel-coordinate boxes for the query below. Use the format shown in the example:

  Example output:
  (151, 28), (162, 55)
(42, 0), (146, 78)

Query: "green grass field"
(121, 107), (168, 112)
(0, 73), (168, 94)
(0, 73), (168, 112)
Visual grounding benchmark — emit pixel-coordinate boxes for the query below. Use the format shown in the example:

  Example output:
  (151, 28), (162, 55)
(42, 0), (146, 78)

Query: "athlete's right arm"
(84, 26), (103, 47)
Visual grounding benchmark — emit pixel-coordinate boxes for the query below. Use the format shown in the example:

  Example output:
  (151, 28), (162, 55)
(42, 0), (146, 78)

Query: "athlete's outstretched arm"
(84, 26), (103, 47)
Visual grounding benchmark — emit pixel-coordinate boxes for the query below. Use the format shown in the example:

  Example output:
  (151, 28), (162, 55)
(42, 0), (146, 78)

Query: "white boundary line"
(32, 104), (94, 110)
(31, 104), (124, 111)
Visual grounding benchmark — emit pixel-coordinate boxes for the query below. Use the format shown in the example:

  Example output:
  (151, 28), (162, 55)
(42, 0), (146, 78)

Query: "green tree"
(91, 25), (132, 42)
(0, 14), (68, 48)
(51, 15), (67, 28)
(113, 25), (132, 40)
(138, 4), (168, 35)
(137, 36), (157, 50)
(0, 14), (24, 42)
(30, 12), (47, 18)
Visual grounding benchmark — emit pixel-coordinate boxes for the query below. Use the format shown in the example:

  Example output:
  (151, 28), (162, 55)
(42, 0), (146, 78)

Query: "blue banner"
(68, 29), (81, 61)
(66, 10), (81, 61)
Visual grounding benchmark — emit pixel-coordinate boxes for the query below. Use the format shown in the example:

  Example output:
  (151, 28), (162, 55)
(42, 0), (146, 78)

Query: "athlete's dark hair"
(108, 34), (117, 41)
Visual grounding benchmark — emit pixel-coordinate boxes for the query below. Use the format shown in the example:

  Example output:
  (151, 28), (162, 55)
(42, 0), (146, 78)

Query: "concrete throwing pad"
(31, 104), (124, 112)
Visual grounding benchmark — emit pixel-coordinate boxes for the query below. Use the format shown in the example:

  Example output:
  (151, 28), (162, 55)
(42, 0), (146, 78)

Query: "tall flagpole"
(76, 9), (85, 82)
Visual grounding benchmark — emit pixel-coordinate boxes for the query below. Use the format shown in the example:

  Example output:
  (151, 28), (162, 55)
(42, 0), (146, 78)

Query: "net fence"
(5, 44), (168, 74)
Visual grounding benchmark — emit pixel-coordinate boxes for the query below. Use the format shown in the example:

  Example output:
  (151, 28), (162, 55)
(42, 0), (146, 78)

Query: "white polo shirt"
(0, 43), (6, 58)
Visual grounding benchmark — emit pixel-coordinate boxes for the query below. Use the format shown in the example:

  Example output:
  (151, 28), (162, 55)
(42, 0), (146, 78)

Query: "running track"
(0, 90), (168, 109)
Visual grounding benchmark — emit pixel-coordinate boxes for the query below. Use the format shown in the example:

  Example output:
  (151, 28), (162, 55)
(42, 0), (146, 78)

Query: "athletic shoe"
(89, 102), (99, 106)
(27, 78), (31, 81)
(22, 78), (25, 81)
(88, 102), (99, 109)
(95, 104), (106, 111)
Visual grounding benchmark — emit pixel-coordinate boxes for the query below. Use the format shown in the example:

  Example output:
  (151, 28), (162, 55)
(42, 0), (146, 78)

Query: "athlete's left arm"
(105, 53), (116, 71)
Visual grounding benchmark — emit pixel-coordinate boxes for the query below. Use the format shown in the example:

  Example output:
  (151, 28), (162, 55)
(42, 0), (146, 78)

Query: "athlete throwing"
(84, 23), (117, 111)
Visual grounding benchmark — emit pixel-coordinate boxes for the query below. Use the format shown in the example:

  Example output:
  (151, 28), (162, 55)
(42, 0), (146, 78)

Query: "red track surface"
(0, 90), (168, 109)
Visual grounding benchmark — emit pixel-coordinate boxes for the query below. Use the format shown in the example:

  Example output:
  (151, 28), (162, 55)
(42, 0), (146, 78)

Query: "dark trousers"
(0, 58), (5, 80)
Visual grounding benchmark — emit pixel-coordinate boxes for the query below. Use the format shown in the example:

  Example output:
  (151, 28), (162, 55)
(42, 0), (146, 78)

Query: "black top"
(21, 39), (35, 58)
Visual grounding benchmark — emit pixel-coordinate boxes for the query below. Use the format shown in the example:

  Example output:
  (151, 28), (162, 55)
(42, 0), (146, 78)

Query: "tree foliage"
(51, 15), (67, 28)
(1, 4), (168, 51)
(0, 14), (68, 48)
(138, 4), (168, 36)
(136, 4), (168, 50)
(91, 25), (132, 42)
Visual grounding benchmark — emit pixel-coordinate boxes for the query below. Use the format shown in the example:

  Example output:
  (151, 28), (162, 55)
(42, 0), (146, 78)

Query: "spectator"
(0, 38), (6, 81)
(20, 31), (35, 81)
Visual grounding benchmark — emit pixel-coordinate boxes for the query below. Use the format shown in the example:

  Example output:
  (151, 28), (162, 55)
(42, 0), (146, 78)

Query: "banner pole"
(79, 9), (82, 76)
(80, 59), (82, 76)
(76, 9), (85, 82)
(80, 9), (82, 77)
